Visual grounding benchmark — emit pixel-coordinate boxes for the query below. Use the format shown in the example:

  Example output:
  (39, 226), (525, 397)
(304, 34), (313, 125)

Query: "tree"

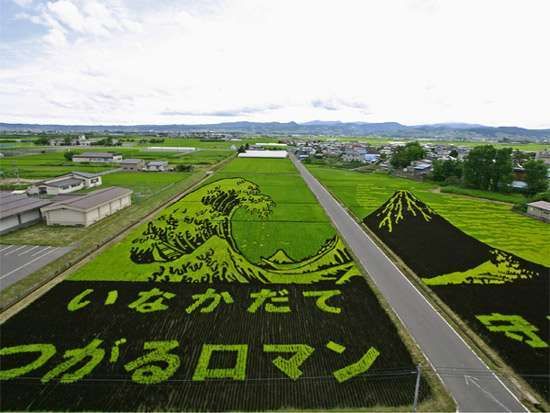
(463, 145), (495, 190)
(463, 145), (513, 191)
(64, 151), (75, 161)
(390, 141), (426, 169)
(432, 159), (463, 182)
(491, 148), (513, 191)
(175, 164), (193, 172)
(524, 160), (548, 195)
(34, 137), (50, 145)
(63, 136), (73, 146)
(449, 149), (458, 158)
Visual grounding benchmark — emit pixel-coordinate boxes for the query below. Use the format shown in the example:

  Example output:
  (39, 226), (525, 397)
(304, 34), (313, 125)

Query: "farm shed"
(27, 172), (102, 196)
(72, 152), (122, 163)
(526, 200), (550, 223)
(41, 187), (132, 227)
(238, 150), (288, 158)
(0, 192), (52, 234)
(120, 159), (145, 171)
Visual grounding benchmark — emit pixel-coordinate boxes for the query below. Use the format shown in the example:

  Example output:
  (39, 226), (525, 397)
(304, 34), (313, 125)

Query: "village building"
(120, 159), (145, 171)
(72, 152), (122, 163)
(41, 187), (132, 227)
(27, 172), (102, 196)
(144, 161), (169, 171)
(526, 200), (550, 223)
(0, 192), (52, 234)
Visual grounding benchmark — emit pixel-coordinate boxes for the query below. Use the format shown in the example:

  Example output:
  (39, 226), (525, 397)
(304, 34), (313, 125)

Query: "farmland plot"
(0, 159), (435, 411)
(363, 191), (549, 401)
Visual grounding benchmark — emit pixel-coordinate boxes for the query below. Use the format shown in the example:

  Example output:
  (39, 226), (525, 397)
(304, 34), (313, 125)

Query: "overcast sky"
(1, 0), (549, 127)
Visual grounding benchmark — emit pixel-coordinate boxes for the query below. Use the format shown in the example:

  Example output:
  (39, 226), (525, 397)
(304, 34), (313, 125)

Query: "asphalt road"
(0, 244), (72, 292)
(291, 155), (527, 412)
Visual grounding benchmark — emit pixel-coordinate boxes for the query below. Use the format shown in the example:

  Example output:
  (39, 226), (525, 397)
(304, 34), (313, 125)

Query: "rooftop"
(74, 152), (117, 158)
(527, 200), (550, 211)
(42, 186), (132, 212)
(121, 159), (144, 164)
(0, 192), (52, 219)
(47, 177), (84, 188)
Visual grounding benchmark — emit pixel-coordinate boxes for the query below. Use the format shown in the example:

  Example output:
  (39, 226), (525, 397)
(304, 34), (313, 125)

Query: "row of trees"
(431, 145), (547, 195)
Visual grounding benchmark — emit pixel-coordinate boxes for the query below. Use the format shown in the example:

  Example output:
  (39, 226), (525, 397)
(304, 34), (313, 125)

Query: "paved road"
(0, 244), (72, 292)
(291, 155), (527, 412)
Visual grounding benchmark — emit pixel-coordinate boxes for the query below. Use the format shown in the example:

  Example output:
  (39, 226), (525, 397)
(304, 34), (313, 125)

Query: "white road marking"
(0, 245), (16, 254)
(18, 245), (40, 256)
(0, 248), (58, 281)
(465, 376), (511, 412)
(4, 245), (27, 255)
(31, 246), (51, 257)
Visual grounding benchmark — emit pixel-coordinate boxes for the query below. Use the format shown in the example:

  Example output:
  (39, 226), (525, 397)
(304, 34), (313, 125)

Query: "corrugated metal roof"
(0, 192), (52, 219)
(121, 159), (144, 164)
(72, 171), (101, 178)
(527, 200), (550, 211)
(42, 187), (132, 212)
(46, 178), (84, 188)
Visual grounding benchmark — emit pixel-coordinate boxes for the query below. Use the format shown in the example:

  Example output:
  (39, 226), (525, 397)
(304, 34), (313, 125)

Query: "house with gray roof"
(120, 159), (145, 171)
(144, 160), (168, 171)
(0, 192), (52, 234)
(41, 187), (132, 227)
(27, 172), (102, 196)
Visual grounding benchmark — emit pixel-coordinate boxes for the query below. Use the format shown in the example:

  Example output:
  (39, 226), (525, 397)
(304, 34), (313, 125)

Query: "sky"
(0, 0), (549, 128)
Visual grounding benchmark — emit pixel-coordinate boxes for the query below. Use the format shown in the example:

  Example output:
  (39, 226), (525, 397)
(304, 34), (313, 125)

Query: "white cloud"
(1, 0), (550, 127)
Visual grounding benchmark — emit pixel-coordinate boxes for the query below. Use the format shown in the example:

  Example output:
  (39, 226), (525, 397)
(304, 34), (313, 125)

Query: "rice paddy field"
(0, 147), (232, 179)
(306, 165), (550, 267)
(0, 157), (450, 411)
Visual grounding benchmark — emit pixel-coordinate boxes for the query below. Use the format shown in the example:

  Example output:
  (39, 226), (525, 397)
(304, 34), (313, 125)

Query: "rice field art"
(0, 176), (433, 411)
(364, 190), (550, 401)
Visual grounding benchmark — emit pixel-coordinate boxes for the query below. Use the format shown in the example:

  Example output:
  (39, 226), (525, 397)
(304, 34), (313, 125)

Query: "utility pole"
(412, 364), (421, 413)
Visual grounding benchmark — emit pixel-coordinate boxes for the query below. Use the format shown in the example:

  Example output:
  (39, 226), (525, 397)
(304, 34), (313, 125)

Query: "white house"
(72, 152), (122, 163)
(27, 172), (102, 196)
(144, 161), (168, 171)
(41, 187), (132, 227)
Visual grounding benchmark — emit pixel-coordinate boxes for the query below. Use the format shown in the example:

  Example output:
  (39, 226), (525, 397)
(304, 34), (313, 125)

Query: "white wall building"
(27, 172), (102, 196)
(72, 152), (122, 163)
(41, 187), (132, 227)
(0, 192), (52, 234)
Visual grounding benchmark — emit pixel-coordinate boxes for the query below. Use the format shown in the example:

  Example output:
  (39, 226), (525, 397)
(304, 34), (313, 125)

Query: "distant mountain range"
(1, 121), (549, 140)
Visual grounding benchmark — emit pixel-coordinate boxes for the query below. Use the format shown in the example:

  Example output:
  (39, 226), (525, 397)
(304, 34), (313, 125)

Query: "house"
(526, 200), (550, 223)
(0, 192), (52, 234)
(120, 159), (145, 171)
(27, 172), (102, 196)
(41, 187), (132, 227)
(72, 152), (122, 163)
(144, 161), (168, 171)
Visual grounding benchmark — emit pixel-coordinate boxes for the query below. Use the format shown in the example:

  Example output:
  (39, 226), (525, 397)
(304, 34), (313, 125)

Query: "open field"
(307, 166), (550, 266)
(0, 157), (450, 411)
(100, 172), (192, 203)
